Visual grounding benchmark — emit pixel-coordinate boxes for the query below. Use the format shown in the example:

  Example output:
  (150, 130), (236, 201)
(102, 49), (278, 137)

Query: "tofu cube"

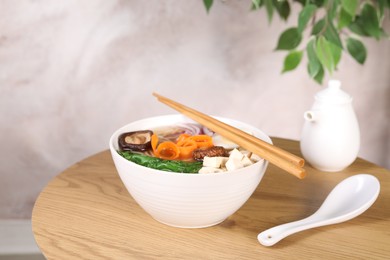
(241, 155), (254, 167)
(203, 156), (228, 168)
(225, 158), (244, 171)
(229, 149), (244, 161)
(240, 150), (251, 156)
(250, 154), (262, 162)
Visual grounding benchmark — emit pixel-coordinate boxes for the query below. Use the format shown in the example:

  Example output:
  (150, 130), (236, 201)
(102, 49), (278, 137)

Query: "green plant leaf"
(359, 3), (381, 39)
(341, 0), (358, 18)
(346, 37), (367, 64)
(306, 38), (322, 78)
(311, 18), (325, 35)
(312, 0), (325, 7)
(294, 0), (306, 5)
(324, 20), (343, 49)
(326, 0), (339, 21)
(282, 50), (303, 73)
(276, 27), (302, 50)
(251, 0), (263, 10)
(264, 0), (274, 23)
(274, 0), (291, 21)
(203, 0), (214, 13)
(329, 42), (342, 69)
(311, 18), (343, 49)
(338, 8), (353, 29)
(349, 17), (370, 36)
(298, 4), (317, 33)
(378, 0), (386, 19)
(316, 36), (335, 74)
(313, 65), (325, 84)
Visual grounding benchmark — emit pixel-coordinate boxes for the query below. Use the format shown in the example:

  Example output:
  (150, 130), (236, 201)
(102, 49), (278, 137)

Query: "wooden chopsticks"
(153, 93), (306, 179)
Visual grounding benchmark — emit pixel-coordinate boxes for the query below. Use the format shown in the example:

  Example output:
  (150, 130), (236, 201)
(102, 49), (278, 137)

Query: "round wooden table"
(32, 137), (390, 259)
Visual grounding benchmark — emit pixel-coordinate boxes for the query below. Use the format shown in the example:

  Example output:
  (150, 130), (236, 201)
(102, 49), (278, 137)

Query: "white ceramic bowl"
(109, 114), (271, 228)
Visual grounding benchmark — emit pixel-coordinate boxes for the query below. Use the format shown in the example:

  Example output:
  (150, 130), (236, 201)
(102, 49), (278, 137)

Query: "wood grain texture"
(32, 138), (390, 260)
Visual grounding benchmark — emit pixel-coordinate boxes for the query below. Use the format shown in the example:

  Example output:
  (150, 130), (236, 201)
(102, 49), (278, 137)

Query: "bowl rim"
(109, 114), (272, 177)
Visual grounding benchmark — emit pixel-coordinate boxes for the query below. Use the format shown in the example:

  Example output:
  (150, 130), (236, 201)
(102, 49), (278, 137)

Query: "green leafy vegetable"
(119, 151), (203, 173)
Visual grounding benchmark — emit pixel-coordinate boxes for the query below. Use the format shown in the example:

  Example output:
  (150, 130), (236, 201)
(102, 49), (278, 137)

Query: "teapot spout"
(304, 110), (318, 122)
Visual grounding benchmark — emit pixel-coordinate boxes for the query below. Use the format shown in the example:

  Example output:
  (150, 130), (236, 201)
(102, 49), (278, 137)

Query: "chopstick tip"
(298, 169), (307, 179)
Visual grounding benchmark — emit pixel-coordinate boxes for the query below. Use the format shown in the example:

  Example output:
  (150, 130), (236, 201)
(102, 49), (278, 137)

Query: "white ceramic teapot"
(300, 80), (360, 172)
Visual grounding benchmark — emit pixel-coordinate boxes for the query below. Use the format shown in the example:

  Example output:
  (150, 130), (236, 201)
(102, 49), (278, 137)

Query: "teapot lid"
(315, 80), (352, 104)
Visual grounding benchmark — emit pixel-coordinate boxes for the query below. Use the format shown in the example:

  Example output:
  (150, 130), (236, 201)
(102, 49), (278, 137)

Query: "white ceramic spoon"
(258, 174), (380, 246)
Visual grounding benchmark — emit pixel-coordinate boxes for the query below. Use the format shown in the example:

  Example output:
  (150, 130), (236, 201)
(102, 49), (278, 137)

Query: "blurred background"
(0, 0), (389, 229)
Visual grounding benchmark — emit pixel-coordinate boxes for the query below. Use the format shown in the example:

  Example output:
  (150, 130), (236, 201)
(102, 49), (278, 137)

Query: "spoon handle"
(257, 215), (326, 246)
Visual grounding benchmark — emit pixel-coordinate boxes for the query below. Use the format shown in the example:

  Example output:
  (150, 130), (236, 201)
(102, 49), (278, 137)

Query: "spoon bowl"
(258, 174), (380, 246)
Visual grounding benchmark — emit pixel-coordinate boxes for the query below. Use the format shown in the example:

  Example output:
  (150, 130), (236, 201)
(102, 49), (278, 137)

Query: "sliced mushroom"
(118, 130), (153, 152)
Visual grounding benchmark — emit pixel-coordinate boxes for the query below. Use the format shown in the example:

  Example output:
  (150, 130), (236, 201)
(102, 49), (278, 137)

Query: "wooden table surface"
(32, 137), (390, 259)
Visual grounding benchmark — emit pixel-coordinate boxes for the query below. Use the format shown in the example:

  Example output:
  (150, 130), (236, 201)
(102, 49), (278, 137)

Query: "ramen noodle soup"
(117, 123), (260, 174)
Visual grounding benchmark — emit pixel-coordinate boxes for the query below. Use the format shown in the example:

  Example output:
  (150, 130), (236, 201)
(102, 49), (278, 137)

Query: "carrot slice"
(189, 135), (213, 148)
(155, 141), (180, 160)
(151, 133), (213, 161)
(151, 134), (159, 153)
(177, 139), (197, 160)
(176, 133), (191, 143)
